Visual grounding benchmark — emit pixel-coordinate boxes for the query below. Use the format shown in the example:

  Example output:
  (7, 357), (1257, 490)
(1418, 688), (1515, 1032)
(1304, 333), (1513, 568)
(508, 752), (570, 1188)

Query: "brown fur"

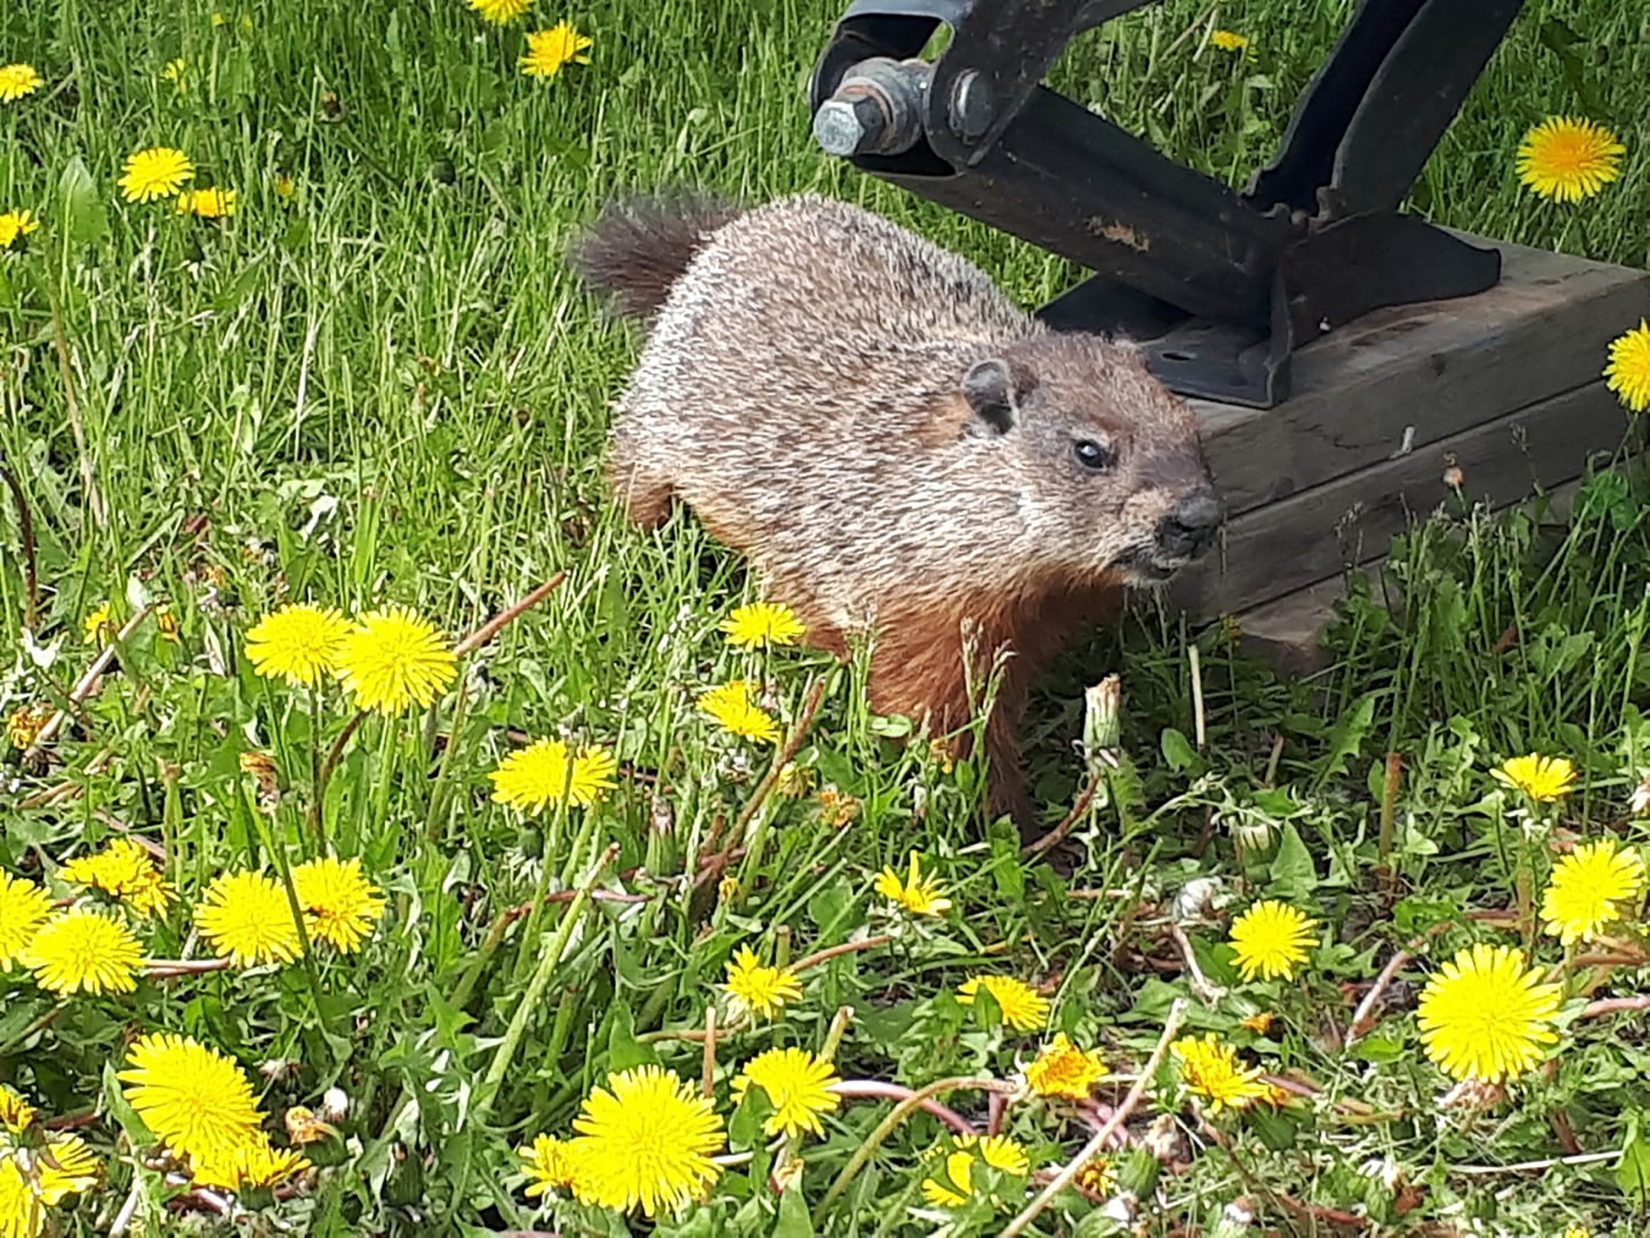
(576, 193), (1215, 834)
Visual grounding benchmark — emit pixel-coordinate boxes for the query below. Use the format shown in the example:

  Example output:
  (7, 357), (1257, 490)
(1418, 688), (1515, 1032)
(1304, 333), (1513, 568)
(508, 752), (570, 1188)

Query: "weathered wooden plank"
(1175, 378), (1627, 619)
(1192, 242), (1650, 515)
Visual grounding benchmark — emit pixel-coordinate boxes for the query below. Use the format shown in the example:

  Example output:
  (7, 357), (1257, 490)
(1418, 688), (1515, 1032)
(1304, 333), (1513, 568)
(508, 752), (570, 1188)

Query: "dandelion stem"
(307, 683), (328, 852)
(791, 935), (892, 975)
(825, 1080), (979, 1136)
(1000, 997), (1188, 1237)
(814, 1075), (1019, 1220)
(0, 456), (39, 631)
(477, 843), (618, 1121)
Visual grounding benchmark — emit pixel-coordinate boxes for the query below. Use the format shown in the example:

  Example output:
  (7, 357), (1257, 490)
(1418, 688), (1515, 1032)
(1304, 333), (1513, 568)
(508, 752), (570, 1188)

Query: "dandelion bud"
(1083, 675), (1122, 762)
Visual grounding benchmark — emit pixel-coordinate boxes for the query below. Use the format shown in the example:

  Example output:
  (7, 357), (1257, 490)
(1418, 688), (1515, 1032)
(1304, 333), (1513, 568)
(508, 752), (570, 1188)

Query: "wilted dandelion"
(118, 147), (195, 202)
(1227, 900), (1318, 982)
(1492, 753), (1577, 802)
(1541, 837), (1646, 944)
(489, 738), (618, 812)
(732, 1047), (841, 1138)
(176, 187), (237, 218)
(1025, 1032), (1106, 1099)
(957, 975), (1049, 1031)
(22, 909), (143, 996)
(518, 1134), (578, 1198)
(1209, 30), (1249, 51)
(4, 705), (50, 750)
(1075, 1157), (1116, 1197)
(721, 946), (802, 1019)
(520, 21), (593, 79)
(335, 606), (457, 713)
(721, 601), (805, 648)
(1240, 1010), (1277, 1034)
(698, 679), (780, 743)
(291, 857), (384, 952)
(1416, 944), (1560, 1082)
(0, 874), (51, 969)
(60, 838), (171, 919)
(567, 1065), (723, 1217)
(190, 1133), (309, 1191)
(119, 1032), (264, 1166)
(1604, 321), (1650, 414)
(245, 603), (351, 687)
(0, 210), (39, 250)
(0, 64), (43, 102)
(1171, 1034), (1268, 1114)
(1516, 117), (1625, 203)
(874, 851), (951, 917)
(196, 870), (304, 966)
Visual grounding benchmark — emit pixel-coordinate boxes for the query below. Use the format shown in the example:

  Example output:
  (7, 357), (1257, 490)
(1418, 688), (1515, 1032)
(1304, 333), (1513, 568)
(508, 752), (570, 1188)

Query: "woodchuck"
(573, 193), (1221, 832)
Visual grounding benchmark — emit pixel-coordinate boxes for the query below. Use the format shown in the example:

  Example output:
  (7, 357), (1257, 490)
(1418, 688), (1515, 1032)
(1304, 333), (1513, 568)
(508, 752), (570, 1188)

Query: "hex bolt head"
(949, 70), (993, 143)
(813, 94), (887, 157)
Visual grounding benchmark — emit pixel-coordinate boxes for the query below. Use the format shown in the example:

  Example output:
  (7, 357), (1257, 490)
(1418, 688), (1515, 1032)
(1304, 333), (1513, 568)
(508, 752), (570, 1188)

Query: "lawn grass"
(3, 0), (1650, 1233)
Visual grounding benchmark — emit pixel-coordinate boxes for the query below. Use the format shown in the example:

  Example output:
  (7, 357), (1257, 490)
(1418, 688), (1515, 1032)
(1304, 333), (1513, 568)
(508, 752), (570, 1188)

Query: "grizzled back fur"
(569, 194), (741, 321)
(576, 192), (1218, 834)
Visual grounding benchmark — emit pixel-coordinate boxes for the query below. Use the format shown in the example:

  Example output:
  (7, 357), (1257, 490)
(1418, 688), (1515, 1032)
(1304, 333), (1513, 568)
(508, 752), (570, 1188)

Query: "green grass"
(3, 0), (1650, 1234)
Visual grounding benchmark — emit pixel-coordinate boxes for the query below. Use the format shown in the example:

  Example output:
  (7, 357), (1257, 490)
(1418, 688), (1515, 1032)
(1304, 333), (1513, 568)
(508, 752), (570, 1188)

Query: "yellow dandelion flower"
(5, 705), (51, 750)
(1541, 837), (1646, 945)
(118, 147), (195, 203)
(518, 1133), (577, 1198)
(176, 187), (237, 218)
(1605, 320), (1650, 414)
(1171, 1033), (1268, 1114)
(0, 1086), (34, 1134)
(22, 909), (143, 996)
(334, 606), (457, 713)
(59, 838), (171, 919)
(274, 172), (296, 201)
(957, 975), (1050, 1031)
(732, 1047), (842, 1138)
(874, 851), (952, 917)
(1416, 943), (1561, 1082)
(162, 58), (186, 91)
(489, 738), (618, 813)
(698, 679), (780, 743)
(520, 21), (593, 79)
(33, 1133), (100, 1203)
(567, 1065), (724, 1218)
(119, 1032), (263, 1165)
(1240, 1010), (1277, 1034)
(245, 603), (351, 688)
(0, 65), (43, 103)
(1563, 1227), (1593, 1238)
(470, 0), (531, 25)
(0, 210), (40, 250)
(0, 874), (52, 970)
(196, 870), (303, 967)
(1492, 753), (1577, 802)
(291, 856), (384, 952)
(0, 1159), (39, 1238)
(721, 601), (806, 648)
(190, 1133), (309, 1191)
(1025, 1032), (1107, 1099)
(920, 1135), (1028, 1206)
(83, 601), (115, 644)
(1227, 900), (1318, 982)
(284, 1106), (334, 1146)
(1516, 117), (1625, 203)
(1209, 30), (1249, 52)
(721, 945), (802, 1020)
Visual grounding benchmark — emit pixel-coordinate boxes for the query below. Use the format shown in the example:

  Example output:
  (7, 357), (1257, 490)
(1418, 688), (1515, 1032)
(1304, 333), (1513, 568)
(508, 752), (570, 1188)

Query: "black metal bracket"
(809, 0), (1523, 407)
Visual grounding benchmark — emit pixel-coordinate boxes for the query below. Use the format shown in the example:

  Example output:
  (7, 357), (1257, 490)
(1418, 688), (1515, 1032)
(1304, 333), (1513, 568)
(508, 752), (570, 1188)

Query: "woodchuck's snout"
(573, 190), (1223, 836)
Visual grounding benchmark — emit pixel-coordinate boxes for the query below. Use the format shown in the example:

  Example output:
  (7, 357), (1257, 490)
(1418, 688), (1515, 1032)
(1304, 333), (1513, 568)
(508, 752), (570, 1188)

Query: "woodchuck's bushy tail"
(569, 193), (741, 320)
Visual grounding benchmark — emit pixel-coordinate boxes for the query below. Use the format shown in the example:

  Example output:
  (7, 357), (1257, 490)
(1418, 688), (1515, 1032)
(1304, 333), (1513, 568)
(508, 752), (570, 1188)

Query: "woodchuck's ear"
(962, 357), (1024, 437)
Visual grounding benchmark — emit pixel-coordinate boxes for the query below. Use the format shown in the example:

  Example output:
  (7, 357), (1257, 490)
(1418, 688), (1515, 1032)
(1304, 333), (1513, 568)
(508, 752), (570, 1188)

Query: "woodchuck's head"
(958, 334), (1220, 587)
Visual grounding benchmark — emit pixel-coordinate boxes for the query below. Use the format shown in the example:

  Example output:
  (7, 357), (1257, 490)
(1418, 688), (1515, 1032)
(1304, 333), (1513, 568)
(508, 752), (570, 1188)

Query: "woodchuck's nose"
(1157, 489), (1223, 559)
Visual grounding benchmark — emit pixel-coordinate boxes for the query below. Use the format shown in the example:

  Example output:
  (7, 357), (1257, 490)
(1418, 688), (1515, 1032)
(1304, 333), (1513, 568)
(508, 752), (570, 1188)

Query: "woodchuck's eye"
(1073, 439), (1116, 471)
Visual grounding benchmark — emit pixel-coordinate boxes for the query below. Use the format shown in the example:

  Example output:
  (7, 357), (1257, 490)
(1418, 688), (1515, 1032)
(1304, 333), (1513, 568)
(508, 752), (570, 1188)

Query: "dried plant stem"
(1000, 997), (1187, 1237)
(734, 679), (829, 839)
(826, 1081), (978, 1136)
(1021, 769), (1101, 859)
(1580, 993), (1650, 1020)
(791, 935), (892, 974)
(1450, 1150), (1617, 1175)
(815, 1076), (1019, 1219)
(453, 572), (567, 656)
(23, 605), (154, 760)
(1188, 645), (1206, 748)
